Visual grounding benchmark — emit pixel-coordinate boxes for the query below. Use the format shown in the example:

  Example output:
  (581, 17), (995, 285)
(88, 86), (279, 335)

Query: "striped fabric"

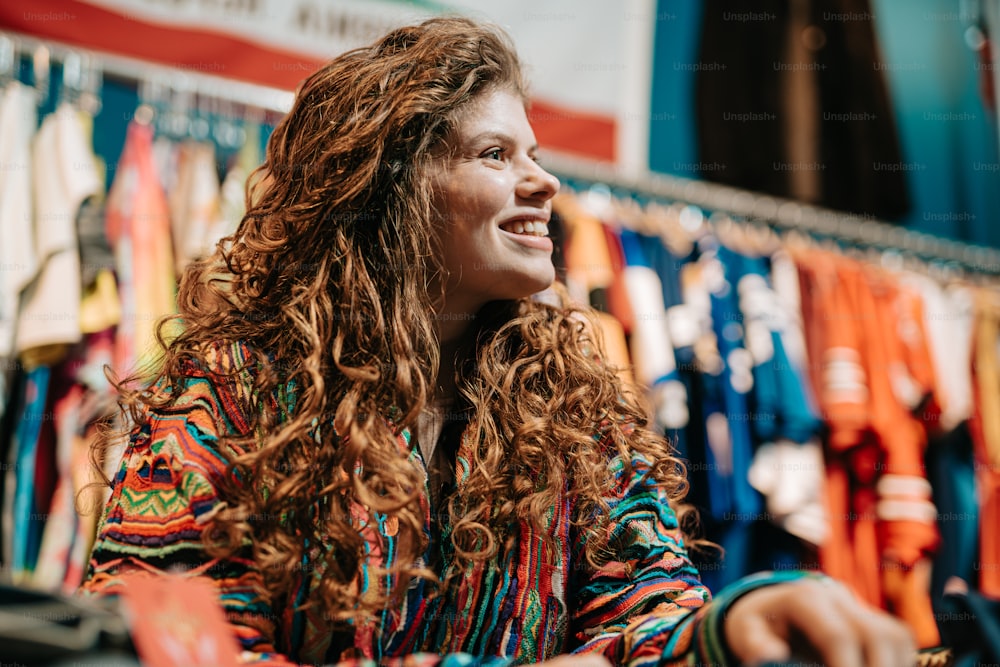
(80, 340), (809, 666)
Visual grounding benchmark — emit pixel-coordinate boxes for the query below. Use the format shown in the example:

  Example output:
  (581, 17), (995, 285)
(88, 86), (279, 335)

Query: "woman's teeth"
(501, 221), (549, 237)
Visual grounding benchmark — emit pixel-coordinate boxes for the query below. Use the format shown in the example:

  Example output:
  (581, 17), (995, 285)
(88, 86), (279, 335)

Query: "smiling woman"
(78, 15), (916, 667)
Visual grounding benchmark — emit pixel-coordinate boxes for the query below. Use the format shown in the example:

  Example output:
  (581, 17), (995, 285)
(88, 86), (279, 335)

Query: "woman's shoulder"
(150, 339), (272, 430)
(181, 338), (261, 378)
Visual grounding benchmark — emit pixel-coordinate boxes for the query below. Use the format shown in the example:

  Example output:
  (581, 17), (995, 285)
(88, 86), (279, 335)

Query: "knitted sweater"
(79, 340), (809, 666)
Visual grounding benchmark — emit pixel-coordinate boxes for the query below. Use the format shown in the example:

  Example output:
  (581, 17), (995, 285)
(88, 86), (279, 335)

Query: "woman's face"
(433, 87), (560, 315)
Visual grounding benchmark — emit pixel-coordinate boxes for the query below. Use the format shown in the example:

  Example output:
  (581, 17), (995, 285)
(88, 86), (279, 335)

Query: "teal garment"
(12, 366), (50, 580)
(726, 250), (822, 445)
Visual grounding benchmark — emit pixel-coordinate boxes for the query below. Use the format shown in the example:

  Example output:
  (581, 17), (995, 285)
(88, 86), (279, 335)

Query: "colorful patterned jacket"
(79, 340), (808, 666)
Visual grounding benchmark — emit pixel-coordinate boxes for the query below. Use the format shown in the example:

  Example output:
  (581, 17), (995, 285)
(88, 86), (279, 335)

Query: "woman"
(81, 16), (916, 667)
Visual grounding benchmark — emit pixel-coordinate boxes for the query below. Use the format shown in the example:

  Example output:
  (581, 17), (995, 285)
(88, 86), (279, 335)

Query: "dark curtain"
(695, 0), (911, 221)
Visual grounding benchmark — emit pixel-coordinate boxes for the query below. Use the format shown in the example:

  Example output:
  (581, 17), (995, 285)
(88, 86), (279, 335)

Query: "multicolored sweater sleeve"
(569, 448), (812, 666)
(77, 371), (296, 663)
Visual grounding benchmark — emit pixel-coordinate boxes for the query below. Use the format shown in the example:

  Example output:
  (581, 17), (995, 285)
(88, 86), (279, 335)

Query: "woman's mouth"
(499, 220), (549, 237)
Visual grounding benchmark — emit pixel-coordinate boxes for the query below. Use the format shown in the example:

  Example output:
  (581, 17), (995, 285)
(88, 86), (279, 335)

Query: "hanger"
(189, 90), (212, 142)
(159, 80), (194, 140)
(632, 199), (660, 236)
(750, 221), (781, 257)
(212, 96), (245, 150)
(611, 194), (643, 233)
(711, 212), (740, 250)
(0, 35), (16, 88)
(656, 201), (698, 258)
(675, 202), (709, 246)
(79, 53), (102, 115)
(137, 76), (164, 129)
(780, 226), (816, 255)
(578, 182), (614, 221)
(32, 43), (49, 107)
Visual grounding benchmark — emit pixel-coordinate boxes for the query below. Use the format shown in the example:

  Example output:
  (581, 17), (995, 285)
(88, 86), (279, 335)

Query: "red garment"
(105, 121), (177, 378)
(795, 250), (940, 646)
(795, 249), (879, 606)
(863, 267), (939, 647)
(601, 224), (636, 335)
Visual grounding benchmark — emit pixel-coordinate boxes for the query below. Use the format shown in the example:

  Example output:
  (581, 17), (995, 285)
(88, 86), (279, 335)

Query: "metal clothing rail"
(6, 30), (998, 272)
(0, 30), (294, 113)
(542, 152), (1000, 274)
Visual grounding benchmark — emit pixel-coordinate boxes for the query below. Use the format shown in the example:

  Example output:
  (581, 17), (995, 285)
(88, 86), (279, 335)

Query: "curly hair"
(91, 15), (697, 643)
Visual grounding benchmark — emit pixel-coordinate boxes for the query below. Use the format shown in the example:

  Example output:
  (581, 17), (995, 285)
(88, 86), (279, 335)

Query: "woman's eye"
(484, 148), (503, 160)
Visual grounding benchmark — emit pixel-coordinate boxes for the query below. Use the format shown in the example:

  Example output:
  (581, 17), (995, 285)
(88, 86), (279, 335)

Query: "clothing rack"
(543, 152), (1000, 274)
(6, 30), (998, 273)
(0, 30), (293, 113)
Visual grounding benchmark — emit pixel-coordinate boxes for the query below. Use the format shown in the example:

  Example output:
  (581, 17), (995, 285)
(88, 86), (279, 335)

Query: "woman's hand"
(724, 578), (916, 666)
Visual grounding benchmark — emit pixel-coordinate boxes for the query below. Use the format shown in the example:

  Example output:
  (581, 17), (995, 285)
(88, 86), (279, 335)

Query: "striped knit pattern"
(80, 340), (809, 666)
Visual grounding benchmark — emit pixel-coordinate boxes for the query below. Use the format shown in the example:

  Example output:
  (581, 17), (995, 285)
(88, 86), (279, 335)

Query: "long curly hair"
(93, 15), (697, 642)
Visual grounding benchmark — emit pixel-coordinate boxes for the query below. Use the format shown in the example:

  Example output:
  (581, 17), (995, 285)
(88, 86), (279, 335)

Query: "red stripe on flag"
(529, 98), (616, 163)
(1, 1), (619, 162)
(0, 0), (323, 89)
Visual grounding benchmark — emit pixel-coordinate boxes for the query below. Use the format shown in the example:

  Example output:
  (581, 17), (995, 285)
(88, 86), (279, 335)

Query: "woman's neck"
(435, 302), (478, 402)
(435, 338), (462, 403)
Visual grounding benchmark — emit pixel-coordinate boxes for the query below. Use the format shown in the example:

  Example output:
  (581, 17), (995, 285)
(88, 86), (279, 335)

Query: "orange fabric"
(794, 250), (879, 605)
(105, 122), (178, 375)
(795, 250), (869, 448)
(881, 560), (939, 648)
(863, 266), (939, 647)
(834, 258), (885, 609)
(796, 251), (940, 645)
(970, 288), (1000, 597)
(555, 194), (615, 295)
(595, 311), (635, 388)
(864, 267), (938, 565)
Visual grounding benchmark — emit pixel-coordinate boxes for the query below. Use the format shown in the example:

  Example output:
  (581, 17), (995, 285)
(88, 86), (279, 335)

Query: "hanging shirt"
(795, 249), (881, 606)
(31, 360), (86, 593)
(555, 193), (615, 304)
(863, 266), (940, 647)
(105, 120), (178, 376)
(618, 228), (686, 432)
(727, 250), (826, 547)
(0, 82), (38, 414)
(169, 140), (226, 275)
(16, 103), (102, 363)
(600, 223), (636, 335)
(707, 243), (761, 519)
(219, 122), (262, 238)
(669, 237), (762, 590)
(906, 277), (976, 432)
(676, 247), (732, 518)
(970, 287), (1000, 598)
(731, 251), (821, 445)
(769, 248), (812, 396)
(638, 234), (700, 373)
(861, 267), (938, 568)
(10, 366), (50, 583)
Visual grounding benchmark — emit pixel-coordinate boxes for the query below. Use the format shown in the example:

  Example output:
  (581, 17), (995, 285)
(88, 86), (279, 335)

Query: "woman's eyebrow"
(465, 131), (538, 153)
